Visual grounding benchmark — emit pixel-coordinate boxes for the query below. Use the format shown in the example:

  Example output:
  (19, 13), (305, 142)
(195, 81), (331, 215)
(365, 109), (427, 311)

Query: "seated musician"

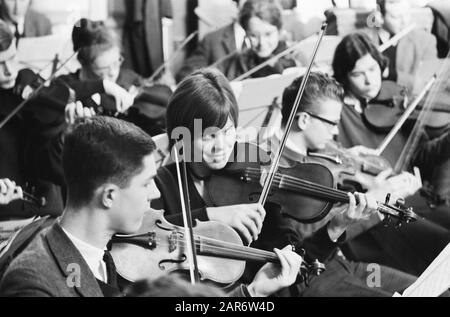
(177, 0), (248, 82)
(0, 0), (52, 40)
(0, 116), (302, 297)
(216, 0), (297, 81)
(364, 0), (438, 90)
(54, 18), (168, 137)
(0, 179), (22, 206)
(0, 19), (63, 220)
(330, 32), (450, 276)
(150, 68), (418, 297)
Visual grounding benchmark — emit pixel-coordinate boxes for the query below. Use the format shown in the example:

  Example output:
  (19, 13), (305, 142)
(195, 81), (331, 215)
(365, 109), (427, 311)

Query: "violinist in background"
(0, 19), (60, 220)
(176, 0), (248, 82)
(53, 18), (169, 137)
(333, 32), (450, 179)
(0, 0), (51, 41)
(151, 68), (418, 297)
(364, 0), (437, 90)
(332, 32), (450, 276)
(278, 71), (450, 279)
(217, 0), (297, 81)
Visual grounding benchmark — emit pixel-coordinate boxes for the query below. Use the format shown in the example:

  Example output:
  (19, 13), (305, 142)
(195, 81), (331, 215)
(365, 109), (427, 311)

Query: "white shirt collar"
(61, 227), (108, 283)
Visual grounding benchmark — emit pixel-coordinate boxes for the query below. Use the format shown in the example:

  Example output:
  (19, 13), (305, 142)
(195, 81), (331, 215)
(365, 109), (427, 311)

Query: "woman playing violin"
(330, 32), (450, 275)
(218, 0), (297, 81)
(150, 68), (418, 296)
(333, 32), (450, 184)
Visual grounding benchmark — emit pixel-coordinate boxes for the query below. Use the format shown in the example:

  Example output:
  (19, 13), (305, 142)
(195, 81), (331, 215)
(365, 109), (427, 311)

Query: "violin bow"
(173, 142), (201, 285)
(379, 24), (417, 53)
(232, 40), (306, 82)
(146, 31), (199, 84)
(394, 56), (450, 174)
(375, 75), (437, 157)
(0, 51), (78, 131)
(258, 23), (328, 207)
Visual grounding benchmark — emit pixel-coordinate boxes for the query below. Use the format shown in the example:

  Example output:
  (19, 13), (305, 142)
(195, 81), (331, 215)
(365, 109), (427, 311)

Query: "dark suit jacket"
(24, 9), (52, 38)
(177, 23), (237, 82)
(0, 223), (104, 297)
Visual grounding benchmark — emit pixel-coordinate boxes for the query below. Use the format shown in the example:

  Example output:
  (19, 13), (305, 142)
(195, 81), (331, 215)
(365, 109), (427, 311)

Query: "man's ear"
(296, 112), (309, 131)
(100, 185), (119, 209)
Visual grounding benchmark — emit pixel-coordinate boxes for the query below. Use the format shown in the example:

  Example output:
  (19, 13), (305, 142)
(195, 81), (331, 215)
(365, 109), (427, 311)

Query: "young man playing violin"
(151, 68), (419, 297)
(280, 58), (448, 282)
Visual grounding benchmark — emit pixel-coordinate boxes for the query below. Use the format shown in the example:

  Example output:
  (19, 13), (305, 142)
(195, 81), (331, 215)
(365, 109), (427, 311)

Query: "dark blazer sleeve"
(0, 263), (55, 297)
(411, 129), (450, 177)
(152, 165), (210, 225)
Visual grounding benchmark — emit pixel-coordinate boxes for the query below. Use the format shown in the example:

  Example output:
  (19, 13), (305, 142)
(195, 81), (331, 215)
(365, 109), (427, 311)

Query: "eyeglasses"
(304, 112), (339, 127)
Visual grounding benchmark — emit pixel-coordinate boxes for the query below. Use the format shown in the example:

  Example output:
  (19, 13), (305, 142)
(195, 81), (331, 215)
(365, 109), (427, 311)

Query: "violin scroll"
(381, 194), (418, 228)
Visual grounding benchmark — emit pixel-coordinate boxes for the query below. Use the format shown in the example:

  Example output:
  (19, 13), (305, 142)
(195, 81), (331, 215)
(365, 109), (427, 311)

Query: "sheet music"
(401, 243), (450, 297)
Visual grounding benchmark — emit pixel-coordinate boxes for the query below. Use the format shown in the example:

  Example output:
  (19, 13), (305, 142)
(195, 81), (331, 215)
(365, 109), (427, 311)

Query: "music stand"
(16, 34), (74, 78)
(231, 68), (306, 140)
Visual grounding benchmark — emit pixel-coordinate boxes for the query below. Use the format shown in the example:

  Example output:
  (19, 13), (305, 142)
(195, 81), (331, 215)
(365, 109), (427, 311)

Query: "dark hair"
(166, 68), (239, 149)
(0, 19), (13, 52)
(239, 0), (283, 31)
(63, 116), (156, 208)
(332, 32), (388, 88)
(0, 1), (13, 23)
(281, 72), (344, 125)
(125, 275), (225, 297)
(72, 18), (118, 66)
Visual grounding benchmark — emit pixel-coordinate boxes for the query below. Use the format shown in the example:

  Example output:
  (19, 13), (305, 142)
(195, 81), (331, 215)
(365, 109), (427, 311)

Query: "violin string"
(246, 168), (349, 202)
(176, 239), (279, 263)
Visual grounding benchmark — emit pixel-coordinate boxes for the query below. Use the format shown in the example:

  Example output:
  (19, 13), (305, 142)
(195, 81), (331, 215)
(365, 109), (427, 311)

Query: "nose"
(212, 134), (226, 153)
(3, 61), (12, 77)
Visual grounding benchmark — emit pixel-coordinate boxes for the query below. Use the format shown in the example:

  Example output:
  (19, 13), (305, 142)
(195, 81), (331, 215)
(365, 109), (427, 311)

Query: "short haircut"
(72, 18), (119, 66)
(239, 0), (283, 31)
(281, 72), (344, 125)
(0, 19), (13, 52)
(166, 68), (239, 148)
(63, 116), (156, 207)
(332, 32), (388, 88)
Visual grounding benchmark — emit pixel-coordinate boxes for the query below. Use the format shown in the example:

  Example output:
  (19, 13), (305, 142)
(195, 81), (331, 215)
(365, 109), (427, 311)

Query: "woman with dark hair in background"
(0, 0), (51, 41)
(331, 32), (450, 277)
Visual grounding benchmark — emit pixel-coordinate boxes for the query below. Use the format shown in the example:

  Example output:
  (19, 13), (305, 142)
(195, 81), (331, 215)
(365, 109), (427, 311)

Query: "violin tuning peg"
(396, 198), (406, 209)
(385, 193), (391, 205)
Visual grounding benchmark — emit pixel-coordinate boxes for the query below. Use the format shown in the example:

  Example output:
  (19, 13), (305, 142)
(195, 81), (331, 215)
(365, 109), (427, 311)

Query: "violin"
(207, 143), (417, 225)
(309, 142), (391, 192)
(363, 80), (450, 133)
(109, 210), (325, 285)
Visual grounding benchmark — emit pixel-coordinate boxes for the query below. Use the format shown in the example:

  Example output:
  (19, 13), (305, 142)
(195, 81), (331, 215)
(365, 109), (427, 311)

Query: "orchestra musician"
(0, 115), (302, 297)
(176, 0), (248, 82)
(151, 68), (418, 297)
(331, 32), (450, 276)
(0, 19), (62, 220)
(364, 0), (438, 90)
(217, 0), (297, 80)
